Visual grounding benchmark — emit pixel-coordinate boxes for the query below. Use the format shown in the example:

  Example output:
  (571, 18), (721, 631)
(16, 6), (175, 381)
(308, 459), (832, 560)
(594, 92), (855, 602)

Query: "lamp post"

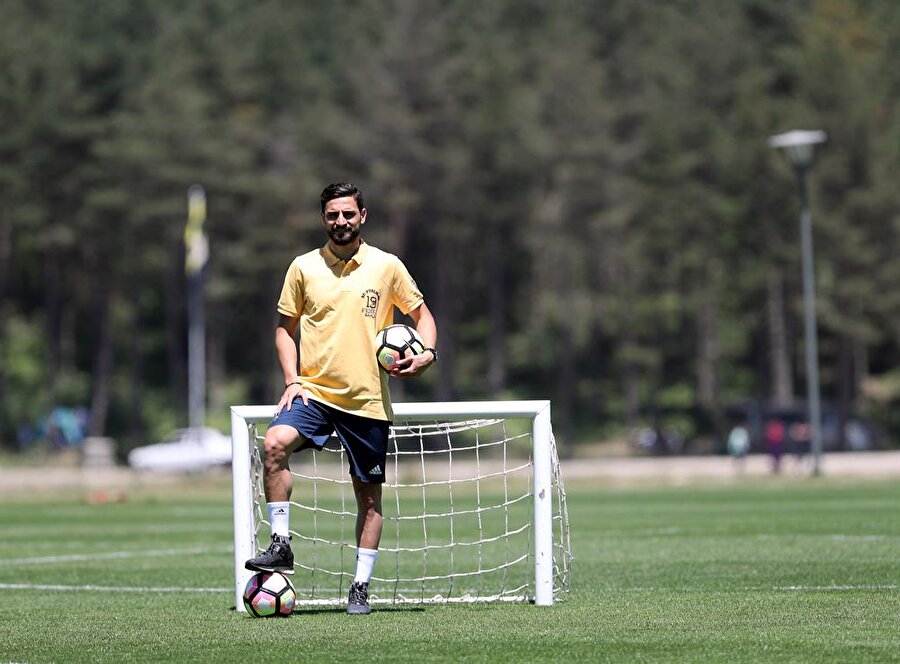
(768, 130), (827, 476)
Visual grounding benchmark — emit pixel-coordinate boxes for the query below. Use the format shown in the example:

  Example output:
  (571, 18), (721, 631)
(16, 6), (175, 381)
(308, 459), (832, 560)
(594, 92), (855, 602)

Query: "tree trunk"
(696, 295), (718, 409)
(620, 292), (640, 429)
(165, 243), (186, 414)
(44, 245), (62, 405)
(434, 230), (455, 402)
(622, 340), (640, 427)
(853, 339), (868, 392)
(257, 303), (281, 404)
(88, 283), (114, 437)
(487, 223), (506, 395)
(0, 217), (9, 302)
(389, 210), (408, 258)
(836, 332), (853, 450)
(129, 279), (144, 441)
(767, 268), (793, 405)
(555, 323), (576, 454)
(0, 218), (7, 441)
(207, 314), (225, 417)
(697, 290), (726, 443)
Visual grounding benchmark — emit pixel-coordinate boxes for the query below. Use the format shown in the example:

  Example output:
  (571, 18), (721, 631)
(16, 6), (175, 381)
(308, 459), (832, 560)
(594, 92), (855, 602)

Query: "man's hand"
(277, 382), (309, 414)
(390, 350), (435, 378)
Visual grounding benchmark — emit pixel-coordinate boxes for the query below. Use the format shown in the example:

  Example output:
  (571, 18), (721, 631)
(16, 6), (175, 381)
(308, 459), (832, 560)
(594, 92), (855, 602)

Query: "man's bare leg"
(245, 425), (302, 575)
(263, 425), (302, 501)
(348, 477), (382, 614)
(353, 477), (383, 549)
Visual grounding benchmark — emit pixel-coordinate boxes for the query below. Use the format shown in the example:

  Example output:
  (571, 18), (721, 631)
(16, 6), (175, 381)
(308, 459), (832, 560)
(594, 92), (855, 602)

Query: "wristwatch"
(425, 347), (439, 362)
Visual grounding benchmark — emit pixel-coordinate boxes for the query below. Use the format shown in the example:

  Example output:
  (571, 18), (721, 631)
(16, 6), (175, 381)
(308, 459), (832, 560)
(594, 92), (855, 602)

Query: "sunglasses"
(324, 210), (358, 221)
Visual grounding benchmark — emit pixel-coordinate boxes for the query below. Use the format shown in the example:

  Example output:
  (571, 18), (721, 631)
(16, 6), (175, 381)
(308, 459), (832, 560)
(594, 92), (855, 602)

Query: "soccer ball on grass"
(242, 571), (296, 617)
(375, 324), (425, 371)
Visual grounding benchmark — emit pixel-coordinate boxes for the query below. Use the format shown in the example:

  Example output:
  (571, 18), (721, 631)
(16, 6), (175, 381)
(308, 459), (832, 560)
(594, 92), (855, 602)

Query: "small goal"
(230, 400), (572, 611)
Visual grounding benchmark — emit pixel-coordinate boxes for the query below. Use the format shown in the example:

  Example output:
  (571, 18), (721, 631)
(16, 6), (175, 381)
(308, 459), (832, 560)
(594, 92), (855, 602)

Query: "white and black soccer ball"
(242, 571), (296, 618)
(375, 324), (425, 371)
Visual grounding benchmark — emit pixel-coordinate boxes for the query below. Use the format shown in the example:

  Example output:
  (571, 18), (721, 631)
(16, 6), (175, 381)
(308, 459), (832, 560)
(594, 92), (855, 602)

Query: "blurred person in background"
(727, 419), (750, 474)
(789, 421), (812, 473)
(765, 419), (786, 474)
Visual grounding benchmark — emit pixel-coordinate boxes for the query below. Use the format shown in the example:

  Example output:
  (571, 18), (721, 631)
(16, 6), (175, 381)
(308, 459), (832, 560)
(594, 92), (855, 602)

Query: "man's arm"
(275, 314), (308, 413)
(393, 303), (437, 377)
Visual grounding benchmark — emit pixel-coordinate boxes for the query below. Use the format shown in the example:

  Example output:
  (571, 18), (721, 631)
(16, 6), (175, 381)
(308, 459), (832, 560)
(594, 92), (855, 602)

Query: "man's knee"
(355, 485), (382, 515)
(264, 426), (300, 468)
(361, 496), (382, 515)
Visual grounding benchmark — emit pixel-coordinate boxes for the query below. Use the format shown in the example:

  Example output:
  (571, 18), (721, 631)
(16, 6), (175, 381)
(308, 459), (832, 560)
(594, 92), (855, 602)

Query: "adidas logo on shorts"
(369, 465), (382, 476)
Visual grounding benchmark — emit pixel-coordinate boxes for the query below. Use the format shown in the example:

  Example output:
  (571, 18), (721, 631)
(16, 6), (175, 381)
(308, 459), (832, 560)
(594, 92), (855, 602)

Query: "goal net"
(230, 400), (572, 610)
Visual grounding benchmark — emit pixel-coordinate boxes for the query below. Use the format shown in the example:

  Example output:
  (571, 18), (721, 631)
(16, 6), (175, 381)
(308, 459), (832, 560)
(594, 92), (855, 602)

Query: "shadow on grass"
(296, 605), (426, 615)
(229, 605), (426, 615)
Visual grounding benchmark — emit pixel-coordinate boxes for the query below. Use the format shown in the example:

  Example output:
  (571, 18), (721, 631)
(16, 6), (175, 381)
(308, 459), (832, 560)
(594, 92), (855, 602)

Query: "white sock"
(268, 502), (290, 538)
(354, 547), (378, 583)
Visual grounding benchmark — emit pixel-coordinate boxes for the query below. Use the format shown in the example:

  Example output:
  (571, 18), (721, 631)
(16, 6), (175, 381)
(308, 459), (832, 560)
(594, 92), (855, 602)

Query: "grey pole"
(185, 185), (208, 433)
(187, 264), (206, 430)
(768, 130), (826, 477)
(796, 168), (823, 476)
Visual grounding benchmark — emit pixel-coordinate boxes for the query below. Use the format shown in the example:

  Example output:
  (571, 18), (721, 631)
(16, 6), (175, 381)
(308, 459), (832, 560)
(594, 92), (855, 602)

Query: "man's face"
(322, 196), (366, 246)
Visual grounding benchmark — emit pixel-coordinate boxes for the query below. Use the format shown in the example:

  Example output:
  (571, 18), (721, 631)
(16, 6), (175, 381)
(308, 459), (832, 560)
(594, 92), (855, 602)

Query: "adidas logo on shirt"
(273, 508), (287, 515)
(369, 465), (382, 476)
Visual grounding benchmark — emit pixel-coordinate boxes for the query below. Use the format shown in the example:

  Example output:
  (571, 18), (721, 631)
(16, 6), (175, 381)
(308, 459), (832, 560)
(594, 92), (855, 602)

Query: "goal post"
(230, 400), (572, 611)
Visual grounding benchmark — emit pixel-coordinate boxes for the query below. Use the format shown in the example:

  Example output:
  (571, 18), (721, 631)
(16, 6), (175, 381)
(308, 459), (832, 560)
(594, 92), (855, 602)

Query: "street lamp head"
(768, 130), (827, 170)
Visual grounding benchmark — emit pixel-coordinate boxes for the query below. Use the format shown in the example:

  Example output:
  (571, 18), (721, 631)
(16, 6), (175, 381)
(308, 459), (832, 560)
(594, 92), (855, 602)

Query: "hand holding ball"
(375, 324), (426, 372)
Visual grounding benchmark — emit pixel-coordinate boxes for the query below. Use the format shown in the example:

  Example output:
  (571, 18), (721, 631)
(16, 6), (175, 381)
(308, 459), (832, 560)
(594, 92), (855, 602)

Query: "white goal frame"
(230, 400), (566, 610)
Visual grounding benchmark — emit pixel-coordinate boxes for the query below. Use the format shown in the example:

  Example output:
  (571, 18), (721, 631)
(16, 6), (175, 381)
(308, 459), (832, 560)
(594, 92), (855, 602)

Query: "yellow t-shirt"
(276, 241), (424, 420)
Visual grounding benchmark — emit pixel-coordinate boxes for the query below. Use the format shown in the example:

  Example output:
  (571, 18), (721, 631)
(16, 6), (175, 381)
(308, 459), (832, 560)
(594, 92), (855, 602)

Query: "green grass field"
(1, 476), (898, 663)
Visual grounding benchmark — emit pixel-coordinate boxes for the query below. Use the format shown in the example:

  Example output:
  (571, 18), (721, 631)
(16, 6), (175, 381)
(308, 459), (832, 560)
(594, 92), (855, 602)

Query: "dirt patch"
(0, 466), (233, 501)
(1, 451), (897, 497)
(559, 451), (900, 485)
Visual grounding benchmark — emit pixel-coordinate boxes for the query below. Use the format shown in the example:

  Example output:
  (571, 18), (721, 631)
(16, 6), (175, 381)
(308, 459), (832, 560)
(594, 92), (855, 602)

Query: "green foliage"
(0, 0), (898, 448)
(0, 315), (47, 433)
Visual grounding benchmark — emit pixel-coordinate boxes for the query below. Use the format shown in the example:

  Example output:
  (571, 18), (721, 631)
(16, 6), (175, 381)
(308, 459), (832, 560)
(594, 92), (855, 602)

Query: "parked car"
(128, 427), (232, 472)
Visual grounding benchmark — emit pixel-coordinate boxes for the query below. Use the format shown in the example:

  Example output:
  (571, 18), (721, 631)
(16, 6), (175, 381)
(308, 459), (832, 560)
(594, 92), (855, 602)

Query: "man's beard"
(329, 226), (360, 245)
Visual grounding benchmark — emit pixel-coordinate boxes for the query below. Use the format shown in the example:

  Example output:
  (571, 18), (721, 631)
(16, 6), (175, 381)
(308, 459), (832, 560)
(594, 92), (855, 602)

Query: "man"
(245, 183), (437, 615)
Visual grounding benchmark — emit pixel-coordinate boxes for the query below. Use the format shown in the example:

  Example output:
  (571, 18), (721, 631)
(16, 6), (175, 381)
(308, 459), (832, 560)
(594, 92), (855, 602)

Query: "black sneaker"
(245, 535), (294, 575)
(347, 581), (370, 615)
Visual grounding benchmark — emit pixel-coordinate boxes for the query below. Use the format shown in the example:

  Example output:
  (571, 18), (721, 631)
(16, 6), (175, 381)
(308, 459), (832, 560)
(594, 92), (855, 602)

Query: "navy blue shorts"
(268, 398), (389, 484)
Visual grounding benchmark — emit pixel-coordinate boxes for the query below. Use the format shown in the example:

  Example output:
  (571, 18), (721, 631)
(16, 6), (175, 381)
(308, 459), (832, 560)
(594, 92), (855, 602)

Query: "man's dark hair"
(320, 182), (365, 213)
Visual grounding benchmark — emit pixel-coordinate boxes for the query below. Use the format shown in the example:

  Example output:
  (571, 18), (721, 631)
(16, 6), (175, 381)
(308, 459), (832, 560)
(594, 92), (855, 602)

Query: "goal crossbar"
(230, 400), (568, 610)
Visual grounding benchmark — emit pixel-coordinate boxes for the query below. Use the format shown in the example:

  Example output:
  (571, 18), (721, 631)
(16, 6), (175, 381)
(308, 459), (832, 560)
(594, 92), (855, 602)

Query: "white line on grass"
(0, 546), (228, 566)
(0, 582), (230, 593)
(4, 582), (893, 596)
(607, 584), (899, 593)
(774, 584), (899, 592)
(756, 534), (892, 541)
